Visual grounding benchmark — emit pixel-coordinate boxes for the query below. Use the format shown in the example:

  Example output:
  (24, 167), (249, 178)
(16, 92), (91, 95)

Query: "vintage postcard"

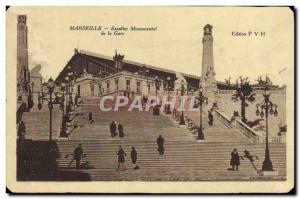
(6, 6), (294, 193)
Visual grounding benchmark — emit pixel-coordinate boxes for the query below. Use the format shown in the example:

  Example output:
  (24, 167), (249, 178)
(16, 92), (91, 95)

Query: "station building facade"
(55, 49), (202, 100)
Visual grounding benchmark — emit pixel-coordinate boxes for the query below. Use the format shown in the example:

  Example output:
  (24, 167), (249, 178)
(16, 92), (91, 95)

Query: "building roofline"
(76, 48), (201, 80)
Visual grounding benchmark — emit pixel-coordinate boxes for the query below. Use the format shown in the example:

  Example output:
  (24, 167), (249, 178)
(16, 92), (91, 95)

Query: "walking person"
(131, 147), (139, 170)
(73, 144), (83, 169)
(230, 148), (240, 171)
(208, 109), (214, 126)
(118, 122), (124, 138)
(88, 112), (94, 123)
(18, 121), (26, 140)
(110, 121), (117, 137)
(117, 146), (127, 171)
(156, 135), (165, 156)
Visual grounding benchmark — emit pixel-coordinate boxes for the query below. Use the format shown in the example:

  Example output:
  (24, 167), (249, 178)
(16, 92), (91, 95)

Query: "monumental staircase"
(18, 94), (287, 181)
(21, 104), (63, 140)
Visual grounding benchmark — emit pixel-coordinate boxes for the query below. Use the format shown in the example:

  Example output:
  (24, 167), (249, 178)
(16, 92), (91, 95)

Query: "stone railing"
(217, 89), (286, 95)
(260, 136), (285, 143)
(214, 109), (233, 128)
(235, 119), (260, 143)
(213, 109), (284, 144)
(215, 110), (261, 143)
(271, 136), (282, 143)
(217, 90), (236, 95)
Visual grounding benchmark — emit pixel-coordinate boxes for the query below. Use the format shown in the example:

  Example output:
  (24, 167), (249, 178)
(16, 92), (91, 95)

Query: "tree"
(231, 76), (256, 123)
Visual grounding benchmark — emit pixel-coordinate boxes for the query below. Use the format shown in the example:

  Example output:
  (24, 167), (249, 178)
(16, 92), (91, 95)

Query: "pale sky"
(7, 7), (294, 86)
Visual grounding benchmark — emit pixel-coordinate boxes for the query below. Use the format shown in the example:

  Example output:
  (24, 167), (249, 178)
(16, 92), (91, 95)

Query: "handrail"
(214, 109), (232, 128)
(235, 119), (260, 143)
(214, 109), (260, 143)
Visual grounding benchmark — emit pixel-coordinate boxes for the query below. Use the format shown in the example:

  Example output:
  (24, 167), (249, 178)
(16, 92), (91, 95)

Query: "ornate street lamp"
(45, 77), (55, 141)
(59, 82), (68, 137)
(196, 86), (206, 140)
(166, 76), (171, 98)
(177, 80), (186, 125)
(38, 78), (69, 140)
(165, 76), (171, 114)
(67, 72), (74, 106)
(255, 87), (278, 171)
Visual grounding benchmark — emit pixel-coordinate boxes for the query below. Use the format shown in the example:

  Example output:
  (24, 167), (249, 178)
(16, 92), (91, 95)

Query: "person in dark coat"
(117, 146), (127, 170)
(74, 144), (84, 169)
(208, 109), (214, 126)
(110, 121), (117, 137)
(131, 147), (139, 170)
(18, 121), (26, 140)
(88, 112), (94, 123)
(155, 104), (161, 115)
(156, 135), (165, 156)
(230, 148), (240, 171)
(118, 123), (124, 138)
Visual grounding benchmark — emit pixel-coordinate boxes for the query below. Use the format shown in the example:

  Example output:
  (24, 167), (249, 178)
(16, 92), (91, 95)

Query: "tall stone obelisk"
(201, 24), (217, 107)
(17, 15), (31, 110)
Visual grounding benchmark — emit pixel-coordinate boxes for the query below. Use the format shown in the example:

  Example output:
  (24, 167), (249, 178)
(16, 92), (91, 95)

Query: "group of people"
(117, 135), (165, 171)
(70, 144), (139, 170)
(116, 146), (139, 171)
(70, 135), (166, 171)
(230, 148), (259, 171)
(109, 121), (125, 138)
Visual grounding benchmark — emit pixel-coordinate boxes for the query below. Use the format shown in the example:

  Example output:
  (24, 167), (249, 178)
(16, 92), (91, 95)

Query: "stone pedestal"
(258, 170), (278, 176)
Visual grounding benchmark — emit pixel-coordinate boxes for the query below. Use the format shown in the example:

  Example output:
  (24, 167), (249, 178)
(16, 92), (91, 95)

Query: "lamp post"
(65, 76), (70, 114)
(46, 78), (55, 141)
(177, 80), (186, 125)
(165, 76), (171, 114)
(59, 82), (68, 137)
(38, 78), (69, 140)
(255, 87), (278, 171)
(67, 72), (74, 106)
(197, 86), (206, 140)
(65, 72), (74, 114)
(166, 76), (171, 99)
